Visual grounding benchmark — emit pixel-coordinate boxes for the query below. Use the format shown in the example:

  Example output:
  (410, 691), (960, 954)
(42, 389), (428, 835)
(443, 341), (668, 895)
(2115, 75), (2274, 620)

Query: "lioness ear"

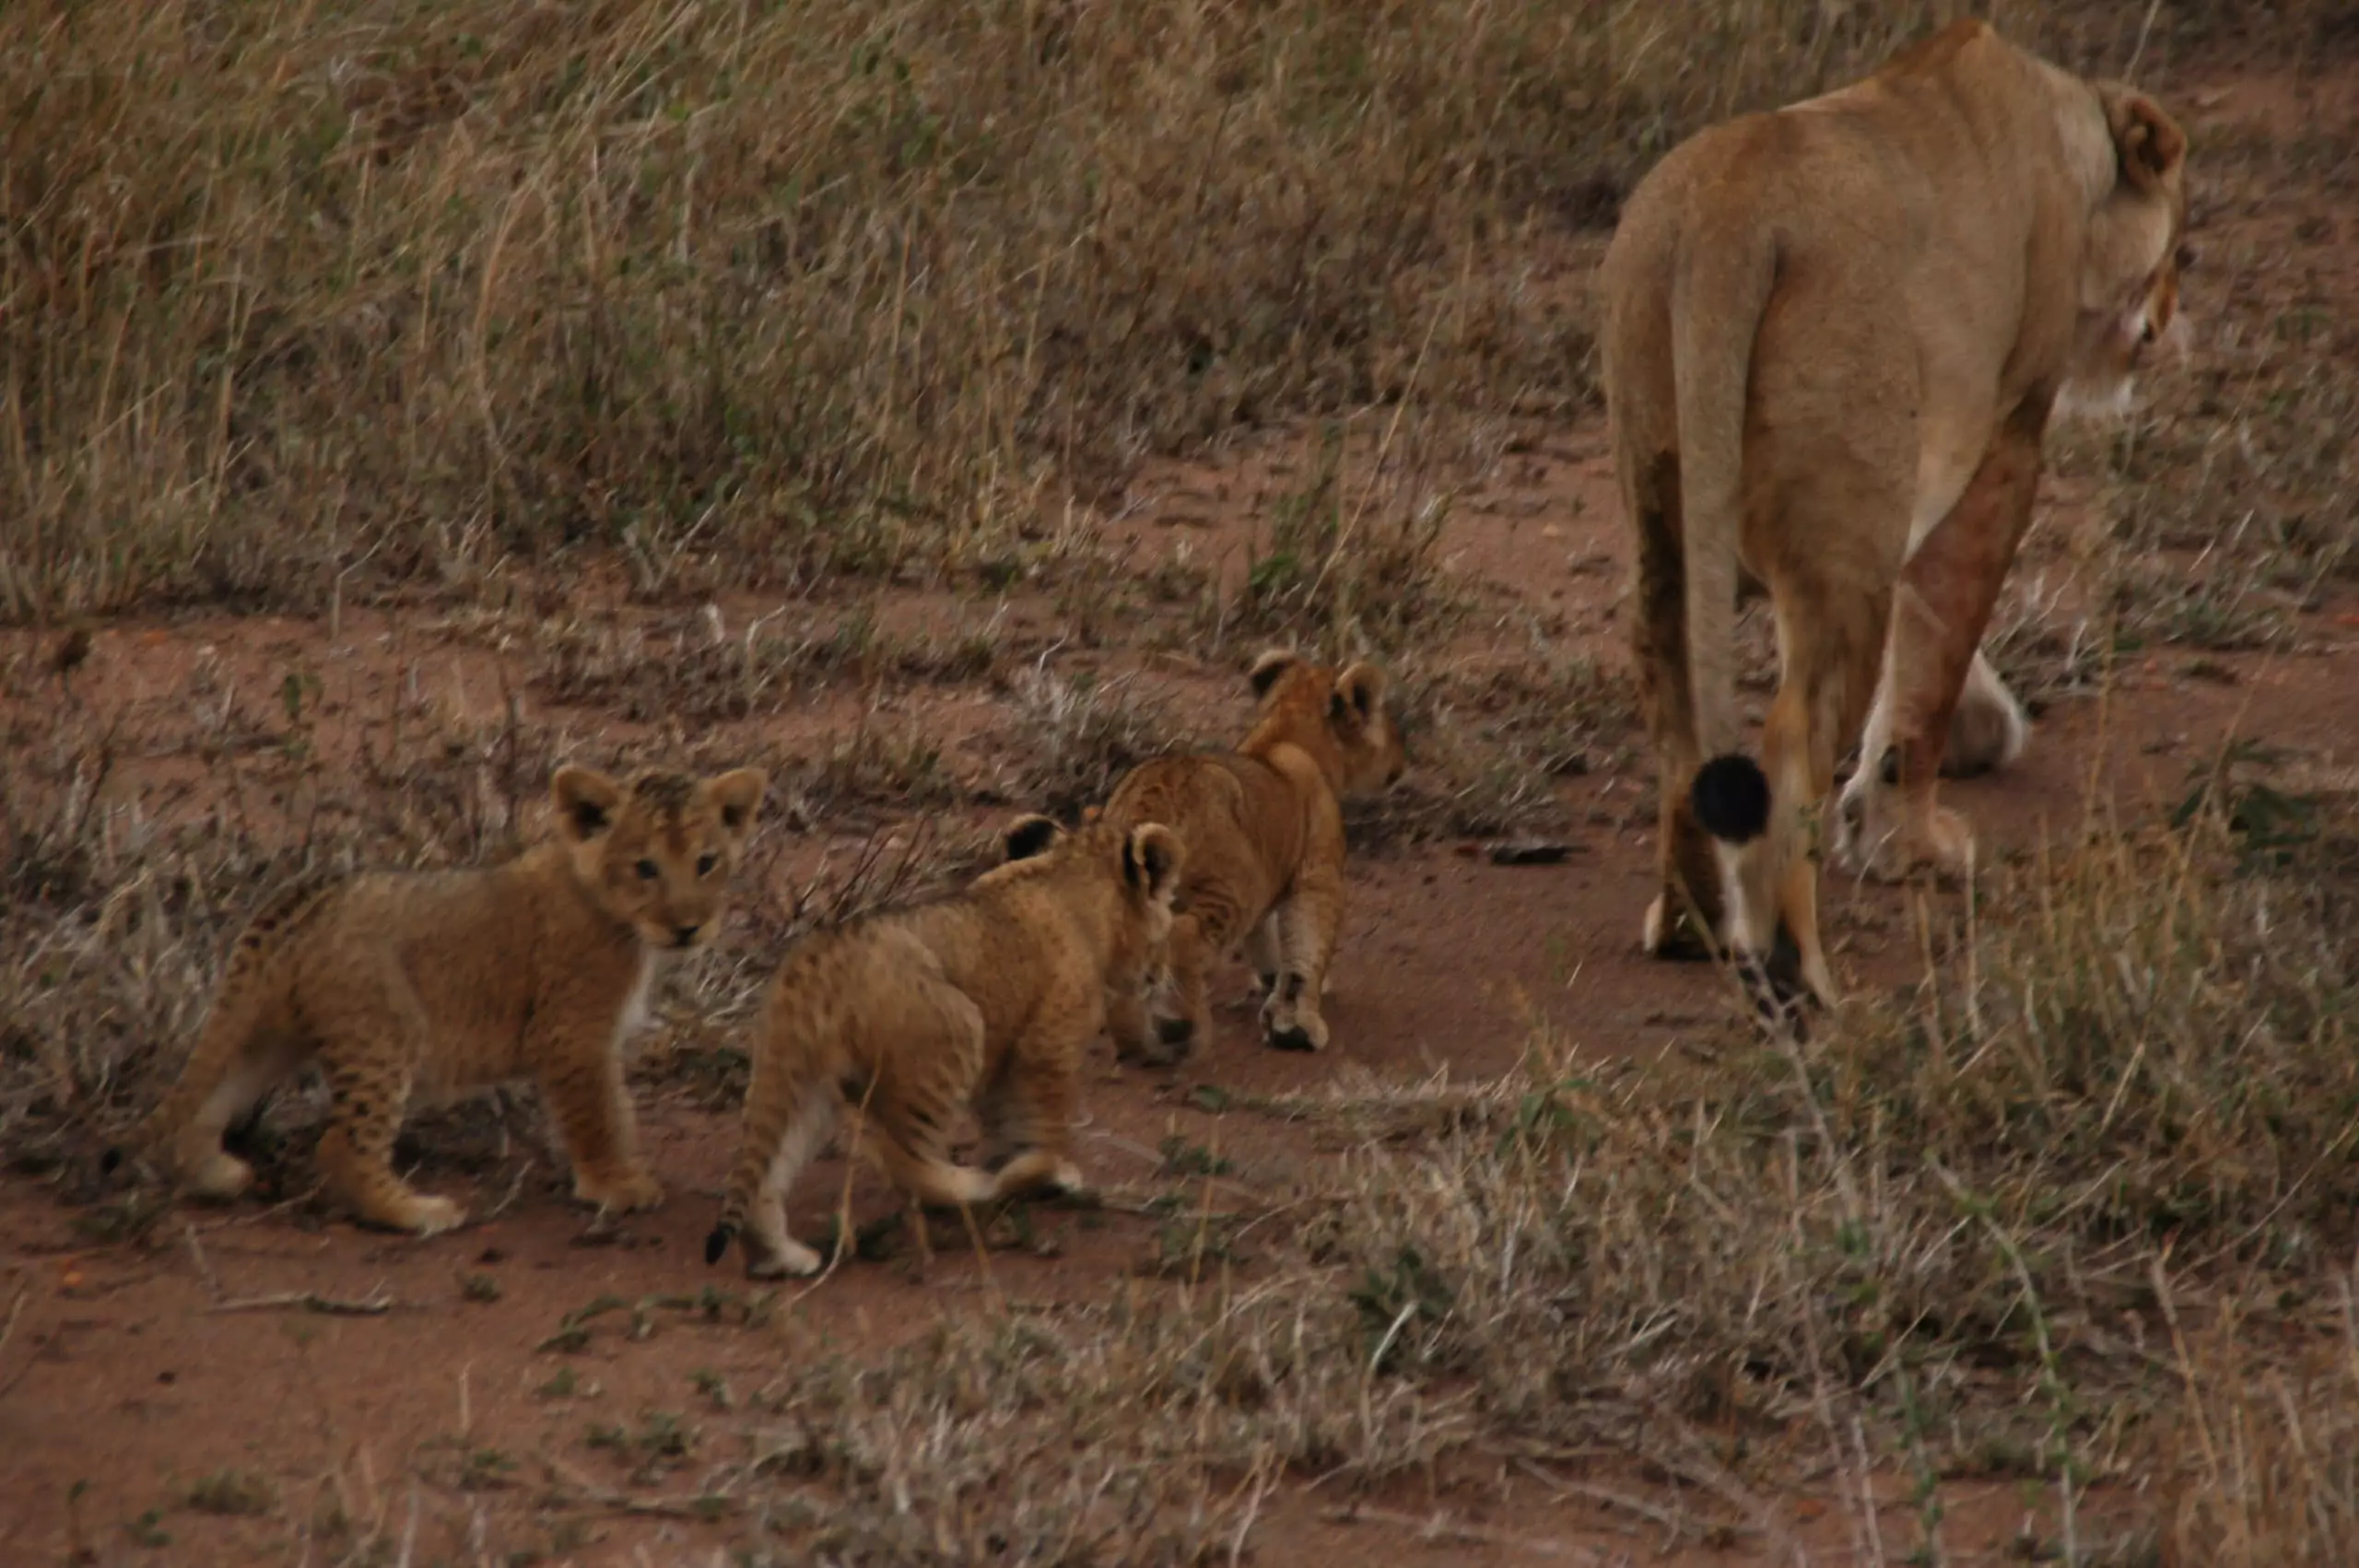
(1121, 824), (1186, 901)
(707, 768), (768, 837)
(2106, 88), (2187, 193)
(1332, 661), (1386, 724)
(1247, 649), (1298, 699)
(552, 766), (624, 844)
(1003, 813), (1062, 862)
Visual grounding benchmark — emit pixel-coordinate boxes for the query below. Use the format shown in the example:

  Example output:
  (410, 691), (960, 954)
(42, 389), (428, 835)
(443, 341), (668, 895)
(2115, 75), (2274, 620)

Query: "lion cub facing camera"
(131, 764), (766, 1235)
(705, 813), (1185, 1281)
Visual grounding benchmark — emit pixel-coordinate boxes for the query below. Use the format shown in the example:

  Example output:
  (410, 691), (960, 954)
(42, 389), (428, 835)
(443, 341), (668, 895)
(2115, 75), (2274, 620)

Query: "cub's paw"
(186, 1151), (257, 1201)
(396, 1194), (467, 1237)
(745, 1236), (825, 1281)
(1262, 1003), (1330, 1053)
(575, 1168), (666, 1214)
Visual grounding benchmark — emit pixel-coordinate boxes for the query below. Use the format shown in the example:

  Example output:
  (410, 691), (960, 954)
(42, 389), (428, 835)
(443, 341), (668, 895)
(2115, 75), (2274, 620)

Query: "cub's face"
(1247, 650), (1408, 798)
(552, 765), (768, 950)
(2062, 85), (2192, 421)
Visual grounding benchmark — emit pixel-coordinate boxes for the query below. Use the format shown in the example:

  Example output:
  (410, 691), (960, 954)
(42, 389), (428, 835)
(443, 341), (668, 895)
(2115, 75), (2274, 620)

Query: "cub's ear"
(1331, 660), (1387, 724)
(1247, 649), (1299, 699)
(1003, 813), (1063, 862)
(2103, 87), (2187, 193)
(707, 768), (769, 837)
(1121, 824), (1186, 902)
(552, 766), (624, 844)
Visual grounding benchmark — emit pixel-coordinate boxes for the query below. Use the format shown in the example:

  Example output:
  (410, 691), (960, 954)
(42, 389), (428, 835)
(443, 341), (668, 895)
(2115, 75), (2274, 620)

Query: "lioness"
(1601, 19), (2189, 1008)
(704, 813), (1184, 1281)
(1091, 649), (1404, 1060)
(129, 764), (767, 1235)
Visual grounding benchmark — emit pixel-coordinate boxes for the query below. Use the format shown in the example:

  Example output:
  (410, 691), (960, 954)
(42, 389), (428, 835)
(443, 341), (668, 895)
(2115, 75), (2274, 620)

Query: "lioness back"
(132, 763), (766, 1235)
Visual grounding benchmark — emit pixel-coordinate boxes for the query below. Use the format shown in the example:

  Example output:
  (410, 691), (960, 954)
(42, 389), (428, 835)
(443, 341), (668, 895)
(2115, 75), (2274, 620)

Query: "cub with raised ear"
(1085, 649), (1404, 1061)
(704, 813), (1186, 1281)
(128, 764), (767, 1235)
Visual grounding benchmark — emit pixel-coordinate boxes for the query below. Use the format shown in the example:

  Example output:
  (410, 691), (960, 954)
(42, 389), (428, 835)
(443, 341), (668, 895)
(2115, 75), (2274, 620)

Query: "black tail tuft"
(704, 1223), (734, 1266)
(1691, 754), (1771, 844)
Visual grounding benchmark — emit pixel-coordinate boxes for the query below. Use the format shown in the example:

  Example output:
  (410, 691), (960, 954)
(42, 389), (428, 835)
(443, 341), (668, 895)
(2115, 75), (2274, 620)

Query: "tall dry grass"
(4, 0), (2129, 624)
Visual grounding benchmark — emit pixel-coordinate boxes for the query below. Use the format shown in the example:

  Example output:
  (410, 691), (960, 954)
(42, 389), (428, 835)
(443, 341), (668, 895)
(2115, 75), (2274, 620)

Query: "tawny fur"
(705, 814), (1185, 1281)
(1602, 19), (2190, 1009)
(1086, 649), (1405, 1061)
(131, 764), (767, 1235)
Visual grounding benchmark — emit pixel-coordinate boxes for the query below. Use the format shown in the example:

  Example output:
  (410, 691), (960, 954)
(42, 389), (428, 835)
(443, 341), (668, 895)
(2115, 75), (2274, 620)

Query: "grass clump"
(5, 0), (2046, 623)
(679, 789), (2359, 1560)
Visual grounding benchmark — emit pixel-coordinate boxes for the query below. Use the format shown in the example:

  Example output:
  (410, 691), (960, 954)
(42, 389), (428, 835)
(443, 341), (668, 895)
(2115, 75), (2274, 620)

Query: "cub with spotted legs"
(127, 764), (766, 1235)
(705, 813), (1185, 1281)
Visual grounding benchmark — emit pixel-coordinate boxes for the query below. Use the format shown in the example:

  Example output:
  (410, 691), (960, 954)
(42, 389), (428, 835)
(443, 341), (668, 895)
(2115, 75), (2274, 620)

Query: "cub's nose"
(671, 923), (702, 949)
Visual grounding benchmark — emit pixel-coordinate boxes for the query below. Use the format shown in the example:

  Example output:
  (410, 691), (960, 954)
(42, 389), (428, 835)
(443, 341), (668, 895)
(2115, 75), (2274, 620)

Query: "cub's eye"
(2176, 242), (2197, 273)
(696, 852), (719, 877)
(635, 859), (660, 882)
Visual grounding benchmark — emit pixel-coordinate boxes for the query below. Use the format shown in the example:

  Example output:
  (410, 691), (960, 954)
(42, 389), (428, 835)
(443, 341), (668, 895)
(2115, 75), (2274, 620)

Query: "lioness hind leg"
(1722, 523), (1898, 1014)
(1836, 412), (2047, 880)
(1625, 449), (1727, 960)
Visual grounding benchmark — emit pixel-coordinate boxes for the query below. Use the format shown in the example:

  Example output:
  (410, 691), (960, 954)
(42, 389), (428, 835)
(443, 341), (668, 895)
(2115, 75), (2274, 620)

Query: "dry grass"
(460, 780), (2356, 1564)
(3, 0), (2151, 625)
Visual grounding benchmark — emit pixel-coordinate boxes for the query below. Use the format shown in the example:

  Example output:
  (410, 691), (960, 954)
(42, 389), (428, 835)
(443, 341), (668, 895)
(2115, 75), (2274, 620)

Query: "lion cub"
(1094, 649), (1404, 1061)
(704, 813), (1185, 1281)
(132, 764), (766, 1235)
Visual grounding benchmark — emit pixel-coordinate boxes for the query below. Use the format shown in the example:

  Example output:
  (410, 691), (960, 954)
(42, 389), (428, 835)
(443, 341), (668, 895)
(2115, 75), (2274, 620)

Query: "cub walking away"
(705, 813), (1185, 1281)
(1093, 649), (1404, 1062)
(129, 764), (767, 1235)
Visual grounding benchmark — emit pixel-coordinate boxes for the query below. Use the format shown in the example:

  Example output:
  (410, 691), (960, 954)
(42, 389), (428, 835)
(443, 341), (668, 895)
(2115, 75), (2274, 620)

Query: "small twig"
(480, 1157), (538, 1223)
(209, 1288), (398, 1316)
(0, 1287), (31, 1401)
(2123, 0), (2165, 83)
(182, 1221), (224, 1302)
(538, 1450), (727, 1519)
(1315, 1504), (1608, 1562)
(1226, 1459), (1273, 1567)
(1511, 1458), (1746, 1545)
